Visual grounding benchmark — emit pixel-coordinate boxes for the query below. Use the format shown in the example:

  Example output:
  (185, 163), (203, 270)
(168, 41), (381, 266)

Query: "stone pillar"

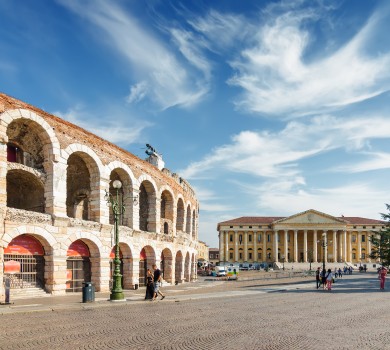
(367, 232), (372, 263)
(263, 231), (267, 261)
(234, 231), (239, 262)
(225, 231), (229, 263)
(313, 230), (318, 263)
(0, 246), (4, 300)
(244, 231), (248, 262)
(273, 231), (278, 262)
(347, 231), (351, 262)
(99, 257), (111, 292)
(333, 230), (337, 262)
(284, 230), (288, 262)
(324, 231), (328, 263)
(253, 231), (257, 262)
(294, 230), (298, 263)
(50, 256), (68, 295)
(303, 230), (308, 262)
(45, 158), (68, 218)
(219, 231), (224, 263)
(358, 231), (362, 263)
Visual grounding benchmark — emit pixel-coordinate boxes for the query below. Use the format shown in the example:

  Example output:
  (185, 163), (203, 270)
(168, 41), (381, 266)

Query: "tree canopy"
(369, 204), (390, 267)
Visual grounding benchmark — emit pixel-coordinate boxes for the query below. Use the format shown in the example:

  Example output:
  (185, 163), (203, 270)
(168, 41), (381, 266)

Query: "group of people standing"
(315, 267), (334, 291)
(145, 264), (166, 301)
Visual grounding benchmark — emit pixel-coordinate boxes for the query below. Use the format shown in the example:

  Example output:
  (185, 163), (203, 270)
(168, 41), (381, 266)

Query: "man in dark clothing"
(152, 264), (165, 301)
(315, 267), (321, 289)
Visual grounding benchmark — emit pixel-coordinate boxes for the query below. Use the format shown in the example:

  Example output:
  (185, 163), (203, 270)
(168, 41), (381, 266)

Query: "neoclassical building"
(217, 209), (385, 265)
(0, 93), (200, 297)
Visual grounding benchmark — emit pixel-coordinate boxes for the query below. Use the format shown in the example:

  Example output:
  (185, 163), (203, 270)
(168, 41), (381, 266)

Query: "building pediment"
(274, 209), (346, 226)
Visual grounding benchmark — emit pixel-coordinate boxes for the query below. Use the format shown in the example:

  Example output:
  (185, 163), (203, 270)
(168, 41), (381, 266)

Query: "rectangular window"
(249, 226), (252, 229)
(352, 253), (356, 259)
(362, 235), (366, 242)
(352, 235), (356, 243)
(288, 233), (290, 242)
(229, 252), (233, 259)
(249, 235), (252, 242)
(249, 253), (252, 259)
(362, 253), (366, 259)
(267, 234), (271, 242)
(230, 235), (233, 242)
(258, 252), (262, 259)
(258, 234), (262, 242)
(239, 253), (242, 259)
(216, 254), (219, 259)
(277, 233), (280, 242)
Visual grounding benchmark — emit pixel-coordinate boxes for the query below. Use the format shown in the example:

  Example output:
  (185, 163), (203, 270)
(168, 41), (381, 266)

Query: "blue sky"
(2, 0), (390, 248)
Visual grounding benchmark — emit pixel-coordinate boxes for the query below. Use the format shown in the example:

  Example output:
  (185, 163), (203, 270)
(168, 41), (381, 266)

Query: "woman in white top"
(326, 269), (333, 291)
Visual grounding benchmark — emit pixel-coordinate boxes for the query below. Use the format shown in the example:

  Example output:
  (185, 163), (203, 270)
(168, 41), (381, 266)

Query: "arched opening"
(66, 152), (100, 222)
(192, 209), (196, 239)
(139, 181), (156, 232)
(139, 246), (156, 287)
(6, 170), (44, 213)
(186, 205), (191, 235)
(185, 252), (190, 282)
(109, 169), (133, 227)
(109, 246), (124, 289)
(6, 119), (46, 171)
(176, 198), (184, 232)
(66, 240), (91, 293)
(4, 234), (45, 290)
(160, 248), (173, 283)
(175, 251), (183, 284)
(160, 190), (174, 234)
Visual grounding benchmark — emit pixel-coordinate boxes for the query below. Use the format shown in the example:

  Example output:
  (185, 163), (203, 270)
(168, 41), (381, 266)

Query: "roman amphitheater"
(0, 93), (199, 297)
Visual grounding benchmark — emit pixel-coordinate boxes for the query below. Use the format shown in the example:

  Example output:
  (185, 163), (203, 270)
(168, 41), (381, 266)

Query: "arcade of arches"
(0, 94), (200, 296)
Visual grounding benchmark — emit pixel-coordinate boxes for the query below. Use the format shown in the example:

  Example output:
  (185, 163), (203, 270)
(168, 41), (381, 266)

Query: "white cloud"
(127, 81), (148, 104)
(333, 152), (390, 173)
(227, 4), (390, 117)
(59, 0), (210, 110)
(182, 114), (390, 180)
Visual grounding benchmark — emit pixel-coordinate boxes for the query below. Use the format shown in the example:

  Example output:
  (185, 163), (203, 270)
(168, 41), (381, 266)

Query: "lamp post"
(321, 233), (327, 274)
(106, 180), (125, 301)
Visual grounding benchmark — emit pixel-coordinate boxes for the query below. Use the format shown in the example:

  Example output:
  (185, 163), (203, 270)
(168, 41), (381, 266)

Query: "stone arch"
(2, 109), (61, 213)
(160, 247), (173, 283)
(184, 251), (191, 282)
(108, 167), (134, 227)
(7, 169), (45, 213)
(64, 147), (102, 223)
(109, 242), (133, 290)
(191, 252), (196, 280)
(160, 187), (174, 235)
(176, 197), (185, 232)
(192, 209), (196, 240)
(139, 245), (156, 287)
(186, 204), (192, 235)
(175, 250), (183, 283)
(138, 176), (158, 232)
(65, 235), (102, 291)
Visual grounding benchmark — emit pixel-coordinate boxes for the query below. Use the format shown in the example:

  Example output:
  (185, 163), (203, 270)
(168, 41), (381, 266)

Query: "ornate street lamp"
(106, 180), (125, 301)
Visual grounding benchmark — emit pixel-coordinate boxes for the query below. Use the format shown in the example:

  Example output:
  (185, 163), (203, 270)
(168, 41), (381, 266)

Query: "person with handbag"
(326, 269), (333, 291)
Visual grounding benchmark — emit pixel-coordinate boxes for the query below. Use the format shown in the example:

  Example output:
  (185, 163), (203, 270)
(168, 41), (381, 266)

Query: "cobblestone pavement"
(1, 272), (389, 350)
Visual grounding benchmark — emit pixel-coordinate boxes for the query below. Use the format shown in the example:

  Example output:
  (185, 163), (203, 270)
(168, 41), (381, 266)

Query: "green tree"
(369, 204), (390, 267)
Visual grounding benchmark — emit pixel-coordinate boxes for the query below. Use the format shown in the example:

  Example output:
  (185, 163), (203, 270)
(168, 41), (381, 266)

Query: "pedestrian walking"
(152, 264), (165, 301)
(321, 269), (327, 290)
(144, 269), (154, 300)
(326, 269), (333, 291)
(338, 268), (342, 278)
(315, 267), (321, 289)
(379, 266), (388, 290)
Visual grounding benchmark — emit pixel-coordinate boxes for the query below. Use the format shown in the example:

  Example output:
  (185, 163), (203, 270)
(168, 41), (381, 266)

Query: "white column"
(294, 230), (298, 263)
(274, 231), (279, 262)
(225, 231), (229, 263)
(333, 230), (337, 262)
(234, 231), (239, 262)
(347, 231), (352, 262)
(367, 232), (372, 262)
(303, 230), (308, 262)
(263, 231), (267, 261)
(244, 231), (248, 262)
(343, 230), (347, 262)
(324, 231), (328, 263)
(284, 230), (288, 262)
(219, 231), (224, 263)
(358, 231), (362, 263)
(313, 230), (318, 263)
(253, 231), (258, 262)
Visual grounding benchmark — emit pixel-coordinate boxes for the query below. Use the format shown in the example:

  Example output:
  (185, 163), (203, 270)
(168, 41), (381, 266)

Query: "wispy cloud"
(333, 152), (390, 173)
(181, 114), (390, 180)
(227, 3), (390, 117)
(54, 105), (151, 145)
(58, 0), (210, 110)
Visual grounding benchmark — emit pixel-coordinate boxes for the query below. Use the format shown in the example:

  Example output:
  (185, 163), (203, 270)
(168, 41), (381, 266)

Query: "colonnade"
(219, 228), (372, 264)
